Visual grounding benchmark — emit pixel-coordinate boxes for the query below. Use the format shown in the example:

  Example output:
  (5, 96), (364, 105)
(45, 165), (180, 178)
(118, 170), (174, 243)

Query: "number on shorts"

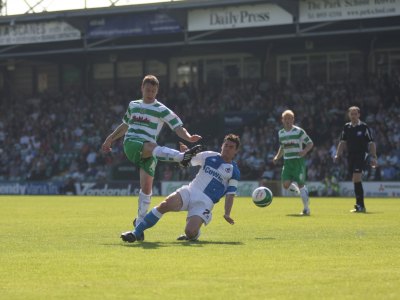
(202, 209), (210, 219)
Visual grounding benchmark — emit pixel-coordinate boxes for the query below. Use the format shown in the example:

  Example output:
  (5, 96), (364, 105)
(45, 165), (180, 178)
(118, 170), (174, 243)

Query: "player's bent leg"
(184, 216), (204, 241)
(141, 142), (157, 158)
(289, 183), (300, 195)
(152, 145), (184, 162)
(283, 181), (300, 195)
(157, 192), (184, 214)
(143, 142), (183, 162)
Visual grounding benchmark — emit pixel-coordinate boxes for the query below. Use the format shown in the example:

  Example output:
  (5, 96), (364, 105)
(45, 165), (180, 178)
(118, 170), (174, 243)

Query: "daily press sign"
(188, 4), (292, 31)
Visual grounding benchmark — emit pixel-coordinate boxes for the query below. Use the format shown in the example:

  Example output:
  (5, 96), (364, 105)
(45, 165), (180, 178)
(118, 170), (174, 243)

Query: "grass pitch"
(0, 195), (399, 300)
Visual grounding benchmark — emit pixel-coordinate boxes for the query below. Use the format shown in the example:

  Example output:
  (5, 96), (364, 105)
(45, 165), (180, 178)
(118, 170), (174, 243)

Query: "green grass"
(0, 195), (399, 300)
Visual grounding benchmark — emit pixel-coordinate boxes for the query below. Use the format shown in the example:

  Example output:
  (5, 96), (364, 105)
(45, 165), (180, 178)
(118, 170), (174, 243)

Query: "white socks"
(137, 190), (151, 224)
(152, 146), (183, 162)
(300, 186), (310, 210)
(288, 182), (300, 195)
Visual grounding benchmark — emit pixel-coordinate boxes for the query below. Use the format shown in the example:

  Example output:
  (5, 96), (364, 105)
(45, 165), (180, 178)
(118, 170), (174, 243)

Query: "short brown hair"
(142, 75), (159, 87)
(224, 134), (241, 149)
(348, 106), (360, 113)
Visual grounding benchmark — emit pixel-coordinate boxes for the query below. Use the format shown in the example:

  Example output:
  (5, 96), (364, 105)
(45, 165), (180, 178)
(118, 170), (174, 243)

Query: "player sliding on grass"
(120, 133), (241, 242)
(102, 75), (203, 240)
(273, 110), (313, 216)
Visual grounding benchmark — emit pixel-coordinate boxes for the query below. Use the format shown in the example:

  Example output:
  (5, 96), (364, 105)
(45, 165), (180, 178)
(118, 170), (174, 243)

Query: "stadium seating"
(0, 76), (399, 183)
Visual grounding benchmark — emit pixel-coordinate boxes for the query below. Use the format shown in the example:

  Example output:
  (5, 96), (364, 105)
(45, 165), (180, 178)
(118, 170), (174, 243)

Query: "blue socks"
(134, 207), (162, 237)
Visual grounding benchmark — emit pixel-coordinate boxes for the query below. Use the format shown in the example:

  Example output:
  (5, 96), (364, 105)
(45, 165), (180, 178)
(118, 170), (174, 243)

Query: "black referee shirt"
(340, 121), (374, 154)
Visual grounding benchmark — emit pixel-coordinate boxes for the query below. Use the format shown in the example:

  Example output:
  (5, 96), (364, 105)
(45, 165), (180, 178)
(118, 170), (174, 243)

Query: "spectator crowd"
(1, 74), (399, 185)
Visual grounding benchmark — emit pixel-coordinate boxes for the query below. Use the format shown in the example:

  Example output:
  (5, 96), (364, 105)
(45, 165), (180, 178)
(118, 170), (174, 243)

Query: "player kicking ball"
(121, 134), (241, 242)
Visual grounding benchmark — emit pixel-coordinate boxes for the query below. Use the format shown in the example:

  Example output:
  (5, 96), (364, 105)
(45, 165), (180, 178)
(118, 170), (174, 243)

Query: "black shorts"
(347, 153), (367, 174)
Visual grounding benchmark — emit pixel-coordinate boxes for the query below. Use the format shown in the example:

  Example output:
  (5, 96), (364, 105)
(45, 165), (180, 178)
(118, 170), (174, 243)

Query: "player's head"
(221, 134), (240, 161)
(348, 106), (360, 123)
(141, 75), (159, 102)
(281, 110), (294, 129)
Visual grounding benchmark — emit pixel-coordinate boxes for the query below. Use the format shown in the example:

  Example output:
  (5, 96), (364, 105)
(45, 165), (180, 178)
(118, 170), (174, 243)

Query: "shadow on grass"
(286, 214), (311, 217)
(255, 237), (276, 240)
(103, 240), (244, 249)
(285, 212), (381, 217)
(179, 240), (244, 247)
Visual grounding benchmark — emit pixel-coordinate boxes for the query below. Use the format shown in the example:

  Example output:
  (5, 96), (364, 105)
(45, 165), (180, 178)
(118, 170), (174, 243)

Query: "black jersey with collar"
(340, 121), (373, 154)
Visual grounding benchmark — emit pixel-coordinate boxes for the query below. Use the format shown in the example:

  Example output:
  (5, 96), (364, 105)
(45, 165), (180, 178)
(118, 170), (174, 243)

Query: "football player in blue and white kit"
(120, 134), (241, 242)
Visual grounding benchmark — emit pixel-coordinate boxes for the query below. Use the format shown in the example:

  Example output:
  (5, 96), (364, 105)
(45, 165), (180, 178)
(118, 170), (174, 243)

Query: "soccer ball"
(252, 187), (273, 208)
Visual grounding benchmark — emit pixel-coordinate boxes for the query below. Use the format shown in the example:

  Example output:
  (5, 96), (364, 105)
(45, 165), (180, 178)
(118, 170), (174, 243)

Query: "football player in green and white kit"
(273, 110), (314, 216)
(102, 75), (202, 238)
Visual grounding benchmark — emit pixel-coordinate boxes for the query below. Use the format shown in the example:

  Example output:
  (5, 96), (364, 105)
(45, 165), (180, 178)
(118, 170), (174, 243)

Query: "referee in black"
(334, 106), (377, 213)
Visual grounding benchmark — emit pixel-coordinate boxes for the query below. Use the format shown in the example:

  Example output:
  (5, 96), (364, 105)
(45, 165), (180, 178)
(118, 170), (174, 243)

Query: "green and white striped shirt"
(278, 126), (312, 160)
(122, 99), (183, 143)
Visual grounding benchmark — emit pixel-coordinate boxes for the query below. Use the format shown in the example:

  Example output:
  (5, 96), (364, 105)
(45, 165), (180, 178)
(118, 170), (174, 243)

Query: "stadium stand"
(1, 77), (399, 183)
(0, 0), (400, 194)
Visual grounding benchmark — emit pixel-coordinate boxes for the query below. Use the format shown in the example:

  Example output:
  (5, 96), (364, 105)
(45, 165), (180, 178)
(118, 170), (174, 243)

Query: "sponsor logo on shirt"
(132, 115), (150, 123)
(204, 166), (223, 181)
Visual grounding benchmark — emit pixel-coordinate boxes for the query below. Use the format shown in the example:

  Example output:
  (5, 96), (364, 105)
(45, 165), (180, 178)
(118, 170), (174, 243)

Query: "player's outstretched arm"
(223, 194), (235, 225)
(102, 123), (128, 153)
(174, 126), (202, 143)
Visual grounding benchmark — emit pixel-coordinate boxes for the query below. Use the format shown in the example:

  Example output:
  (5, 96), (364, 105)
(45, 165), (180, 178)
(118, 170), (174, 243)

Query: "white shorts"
(177, 185), (214, 225)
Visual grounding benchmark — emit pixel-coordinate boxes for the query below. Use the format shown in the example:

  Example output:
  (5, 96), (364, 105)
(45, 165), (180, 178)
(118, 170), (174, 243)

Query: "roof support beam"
(23, 0), (45, 14)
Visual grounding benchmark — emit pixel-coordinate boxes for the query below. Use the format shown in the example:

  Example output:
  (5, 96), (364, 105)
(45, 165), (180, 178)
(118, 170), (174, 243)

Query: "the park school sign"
(300, 0), (400, 23)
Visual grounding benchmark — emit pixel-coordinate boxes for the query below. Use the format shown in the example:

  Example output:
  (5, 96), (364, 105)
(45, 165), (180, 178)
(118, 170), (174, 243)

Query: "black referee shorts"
(347, 153), (368, 174)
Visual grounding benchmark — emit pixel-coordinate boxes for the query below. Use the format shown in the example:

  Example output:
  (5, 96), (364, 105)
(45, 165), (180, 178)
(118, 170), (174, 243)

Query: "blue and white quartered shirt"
(189, 151), (240, 203)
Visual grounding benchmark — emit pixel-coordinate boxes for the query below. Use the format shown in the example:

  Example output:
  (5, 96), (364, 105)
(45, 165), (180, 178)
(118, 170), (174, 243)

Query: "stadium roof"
(1, 0), (292, 20)
(2, 0), (184, 16)
(0, 0), (399, 60)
